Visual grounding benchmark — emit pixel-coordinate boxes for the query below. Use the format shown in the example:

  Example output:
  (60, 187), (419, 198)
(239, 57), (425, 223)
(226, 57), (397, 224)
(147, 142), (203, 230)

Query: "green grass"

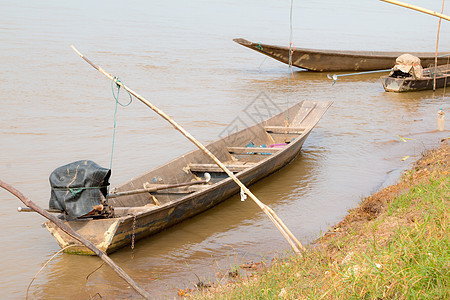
(193, 147), (449, 300)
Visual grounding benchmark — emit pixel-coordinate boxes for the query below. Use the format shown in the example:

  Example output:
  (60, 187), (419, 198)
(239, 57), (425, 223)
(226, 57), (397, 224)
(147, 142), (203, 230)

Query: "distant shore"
(187, 139), (449, 299)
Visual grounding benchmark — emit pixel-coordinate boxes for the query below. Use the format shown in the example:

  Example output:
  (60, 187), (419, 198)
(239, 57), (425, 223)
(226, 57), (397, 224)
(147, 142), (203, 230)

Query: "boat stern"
(381, 76), (404, 92)
(43, 217), (122, 255)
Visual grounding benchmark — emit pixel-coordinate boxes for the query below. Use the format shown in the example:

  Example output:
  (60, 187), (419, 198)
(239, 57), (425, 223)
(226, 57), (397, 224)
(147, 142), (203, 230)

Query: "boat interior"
(108, 102), (317, 217)
(422, 64), (450, 78)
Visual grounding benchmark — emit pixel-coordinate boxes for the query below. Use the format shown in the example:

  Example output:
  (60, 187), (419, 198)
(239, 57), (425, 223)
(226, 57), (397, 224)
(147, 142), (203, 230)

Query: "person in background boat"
(389, 54), (423, 79)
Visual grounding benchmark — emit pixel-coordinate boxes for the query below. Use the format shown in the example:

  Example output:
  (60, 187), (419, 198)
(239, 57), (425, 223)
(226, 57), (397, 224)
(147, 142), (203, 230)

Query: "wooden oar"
(71, 46), (305, 254)
(108, 173), (211, 198)
(379, 0), (450, 21)
(0, 180), (151, 299)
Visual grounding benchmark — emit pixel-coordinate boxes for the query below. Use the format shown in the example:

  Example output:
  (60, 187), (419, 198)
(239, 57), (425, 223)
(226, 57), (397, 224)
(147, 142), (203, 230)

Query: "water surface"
(1, 0), (449, 298)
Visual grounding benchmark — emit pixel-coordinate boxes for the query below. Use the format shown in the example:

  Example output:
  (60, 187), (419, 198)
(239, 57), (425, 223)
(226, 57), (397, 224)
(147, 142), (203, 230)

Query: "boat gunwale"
(380, 63), (450, 92)
(109, 100), (331, 222)
(45, 100), (332, 254)
(233, 38), (449, 59)
(120, 123), (307, 221)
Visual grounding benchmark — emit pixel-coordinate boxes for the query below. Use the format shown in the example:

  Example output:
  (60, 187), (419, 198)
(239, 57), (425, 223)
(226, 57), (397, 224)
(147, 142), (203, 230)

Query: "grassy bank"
(191, 142), (449, 299)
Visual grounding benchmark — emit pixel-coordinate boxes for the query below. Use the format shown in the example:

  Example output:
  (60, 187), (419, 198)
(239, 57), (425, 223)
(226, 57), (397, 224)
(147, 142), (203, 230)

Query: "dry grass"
(188, 142), (449, 299)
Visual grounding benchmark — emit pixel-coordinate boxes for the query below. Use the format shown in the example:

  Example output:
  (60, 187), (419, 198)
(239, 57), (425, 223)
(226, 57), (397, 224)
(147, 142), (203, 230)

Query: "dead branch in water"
(0, 180), (151, 299)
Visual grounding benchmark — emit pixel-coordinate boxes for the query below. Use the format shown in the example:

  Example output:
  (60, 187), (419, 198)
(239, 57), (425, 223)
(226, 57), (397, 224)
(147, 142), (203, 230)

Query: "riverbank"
(189, 140), (449, 299)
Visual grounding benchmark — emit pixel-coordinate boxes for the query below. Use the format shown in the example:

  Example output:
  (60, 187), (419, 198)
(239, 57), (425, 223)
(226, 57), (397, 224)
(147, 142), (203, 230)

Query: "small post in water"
(437, 108), (445, 131)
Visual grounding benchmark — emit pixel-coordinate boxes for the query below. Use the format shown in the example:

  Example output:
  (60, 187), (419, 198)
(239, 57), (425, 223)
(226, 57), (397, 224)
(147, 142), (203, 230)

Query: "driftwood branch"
(0, 180), (151, 299)
(71, 46), (305, 253)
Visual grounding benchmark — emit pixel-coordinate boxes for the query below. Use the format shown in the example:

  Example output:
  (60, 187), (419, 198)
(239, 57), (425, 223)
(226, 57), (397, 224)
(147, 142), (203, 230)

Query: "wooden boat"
(381, 64), (450, 92)
(233, 38), (449, 72)
(44, 100), (332, 255)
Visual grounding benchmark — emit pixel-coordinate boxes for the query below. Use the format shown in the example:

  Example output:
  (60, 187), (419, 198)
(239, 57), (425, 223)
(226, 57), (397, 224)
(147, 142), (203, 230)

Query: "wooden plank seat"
(114, 205), (157, 216)
(142, 184), (210, 194)
(154, 185), (210, 194)
(264, 126), (305, 134)
(189, 163), (254, 173)
(227, 146), (282, 155)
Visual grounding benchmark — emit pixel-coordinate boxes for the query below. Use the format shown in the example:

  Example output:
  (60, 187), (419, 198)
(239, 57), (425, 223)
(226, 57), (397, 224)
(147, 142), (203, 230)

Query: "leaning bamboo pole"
(71, 45), (305, 254)
(0, 180), (151, 299)
(434, 0), (445, 91)
(379, 0), (450, 21)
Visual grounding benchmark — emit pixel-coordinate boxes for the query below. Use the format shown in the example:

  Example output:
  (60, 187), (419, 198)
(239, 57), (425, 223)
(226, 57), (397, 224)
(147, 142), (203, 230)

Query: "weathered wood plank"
(141, 183), (211, 195)
(227, 146), (282, 154)
(189, 163), (253, 173)
(264, 126), (305, 134)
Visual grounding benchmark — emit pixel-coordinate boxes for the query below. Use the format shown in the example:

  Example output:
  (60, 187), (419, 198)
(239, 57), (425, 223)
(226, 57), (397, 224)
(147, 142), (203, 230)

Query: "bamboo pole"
(379, 0), (450, 22)
(71, 45), (305, 253)
(108, 176), (210, 198)
(434, 0), (445, 91)
(19, 177), (211, 212)
(0, 180), (151, 299)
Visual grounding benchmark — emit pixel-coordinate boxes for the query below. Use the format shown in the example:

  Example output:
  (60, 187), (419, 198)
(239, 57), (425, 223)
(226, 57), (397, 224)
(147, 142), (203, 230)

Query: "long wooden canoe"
(381, 64), (450, 92)
(233, 38), (449, 72)
(44, 100), (332, 255)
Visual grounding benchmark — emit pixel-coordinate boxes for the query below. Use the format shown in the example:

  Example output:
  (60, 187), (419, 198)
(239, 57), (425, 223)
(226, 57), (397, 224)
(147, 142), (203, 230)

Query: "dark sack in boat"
(49, 160), (111, 218)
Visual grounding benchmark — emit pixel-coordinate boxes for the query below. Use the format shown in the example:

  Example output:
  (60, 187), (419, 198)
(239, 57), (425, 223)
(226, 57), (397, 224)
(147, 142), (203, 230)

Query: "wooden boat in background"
(44, 100), (332, 255)
(381, 64), (450, 92)
(233, 38), (449, 72)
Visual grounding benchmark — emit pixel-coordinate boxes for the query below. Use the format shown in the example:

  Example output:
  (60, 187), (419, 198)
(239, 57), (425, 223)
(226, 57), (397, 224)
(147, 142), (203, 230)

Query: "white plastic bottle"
(437, 108), (445, 131)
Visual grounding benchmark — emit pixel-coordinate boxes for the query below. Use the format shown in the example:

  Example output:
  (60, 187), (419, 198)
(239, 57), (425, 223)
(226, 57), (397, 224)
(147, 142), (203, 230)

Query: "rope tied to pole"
(109, 76), (133, 172)
(288, 42), (295, 77)
(52, 186), (109, 197)
(286, 0), (295, 123)
(111, 76), (133, 107)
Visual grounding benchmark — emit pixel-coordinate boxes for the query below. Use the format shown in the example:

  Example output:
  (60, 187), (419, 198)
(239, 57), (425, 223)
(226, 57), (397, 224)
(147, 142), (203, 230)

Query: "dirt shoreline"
(186, 140), (449, 298)
(320, 139), (448, 242)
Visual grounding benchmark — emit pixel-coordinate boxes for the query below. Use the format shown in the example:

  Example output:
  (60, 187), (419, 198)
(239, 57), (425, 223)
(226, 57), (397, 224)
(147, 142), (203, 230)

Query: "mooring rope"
(48, 78), (133, 201)
(110, 77), (133, 171)
(27, 245), (75, 300)
(286, 0), (294, 123)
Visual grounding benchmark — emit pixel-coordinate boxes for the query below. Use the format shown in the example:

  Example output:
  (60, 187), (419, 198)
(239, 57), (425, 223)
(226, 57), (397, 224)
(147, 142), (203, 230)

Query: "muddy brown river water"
(1, 0), (449, 298)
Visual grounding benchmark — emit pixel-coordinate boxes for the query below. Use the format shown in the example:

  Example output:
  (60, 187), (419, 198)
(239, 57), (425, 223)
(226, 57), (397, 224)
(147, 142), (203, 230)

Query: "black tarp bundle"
(49, 160), (111, 218)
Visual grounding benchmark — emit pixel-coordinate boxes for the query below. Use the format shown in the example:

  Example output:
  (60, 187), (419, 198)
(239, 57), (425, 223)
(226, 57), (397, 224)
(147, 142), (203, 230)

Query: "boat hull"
(381, 64), (450, 92)
(46, 137), (307, 255)
(44, 100), (332, 255)
(233, 38), (449, 72)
